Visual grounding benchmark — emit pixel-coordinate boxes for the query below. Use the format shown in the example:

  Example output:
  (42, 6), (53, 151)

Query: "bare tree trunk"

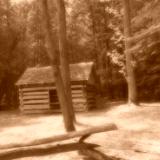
(87, 0), (101, 95)
(40, 0), (75, 131)
(122, 0), (138, 104)
(55, 0), (75, 121)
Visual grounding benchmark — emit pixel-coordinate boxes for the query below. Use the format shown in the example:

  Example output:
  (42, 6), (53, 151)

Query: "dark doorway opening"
(49, 90), (60, 110)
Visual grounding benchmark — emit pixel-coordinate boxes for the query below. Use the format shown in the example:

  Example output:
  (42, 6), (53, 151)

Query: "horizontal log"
(73, 101), (95, 105)
(72, 94), (85, 98)
(72, 95), (95, 99)
(22, 109), (53, 114)
(71, 90), (84, 94)
(23, 95), (48, 100)
(0, 123), (117, 150)
(71, 85), (84, 89)
(127, 23), (160, 43)
(21, 85), (84, 92)
(23, 99), (49, 105)
(22, 91), (48, 96)
(0, 142), (98, 160)
(72, 99), (88, 103)
(72, 93), (85, 98)
(22, 87), (55, 92)
(23, 104), (50, 110)
(73, 103), (86, 107)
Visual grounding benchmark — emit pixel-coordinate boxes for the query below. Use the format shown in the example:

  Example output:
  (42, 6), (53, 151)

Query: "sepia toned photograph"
(0, 0), (160, 159)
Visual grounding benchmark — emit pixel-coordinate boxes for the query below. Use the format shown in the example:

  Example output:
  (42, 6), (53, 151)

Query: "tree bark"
(55, 0), (76, 122)
(87, 0), (102, 94)
(122, 0), (138, 104)
(0, 123), (117, 150)
(40, 0), (75, 131)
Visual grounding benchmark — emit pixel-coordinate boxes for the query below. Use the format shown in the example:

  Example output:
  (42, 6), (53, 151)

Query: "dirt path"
(0, 102), (160, 159)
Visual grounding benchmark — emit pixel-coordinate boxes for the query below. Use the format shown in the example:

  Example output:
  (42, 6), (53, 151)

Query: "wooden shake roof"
(16, 62), (93, 86)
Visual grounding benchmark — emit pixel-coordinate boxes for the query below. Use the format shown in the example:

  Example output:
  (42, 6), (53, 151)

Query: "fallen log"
(0, 142), (99, 160)
(0, 123), (117, 150)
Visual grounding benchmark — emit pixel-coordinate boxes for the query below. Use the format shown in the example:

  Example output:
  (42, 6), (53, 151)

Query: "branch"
(0, 123), (117, 150)
(125, 43), (142, 54)
(0, 142), (99, 160)
(40, 0), (57, 63)
(125, 40), (160, 54)
(127, 24), (160, 43)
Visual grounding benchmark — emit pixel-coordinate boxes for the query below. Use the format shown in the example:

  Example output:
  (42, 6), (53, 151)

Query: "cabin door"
(49, 89), (60, 110)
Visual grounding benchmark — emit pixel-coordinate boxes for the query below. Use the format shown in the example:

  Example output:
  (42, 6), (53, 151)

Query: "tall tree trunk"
(55, 0), (75, 121)
(40, 0), (75, 131)
(122, 0), (138, 104)
(87, 0), (101, 95)
(101, 3), (113, 98)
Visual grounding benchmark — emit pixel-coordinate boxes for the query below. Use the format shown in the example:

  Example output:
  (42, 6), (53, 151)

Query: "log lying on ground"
(0, 142), (99, 160)
(0, 123), (117, 150)
(127, 23), (160, 43)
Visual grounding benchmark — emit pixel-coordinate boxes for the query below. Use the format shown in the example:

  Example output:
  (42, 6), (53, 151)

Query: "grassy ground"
(0, 102), (160, 159)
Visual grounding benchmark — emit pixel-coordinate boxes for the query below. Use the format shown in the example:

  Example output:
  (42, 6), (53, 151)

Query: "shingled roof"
(16, 62), (93, 86)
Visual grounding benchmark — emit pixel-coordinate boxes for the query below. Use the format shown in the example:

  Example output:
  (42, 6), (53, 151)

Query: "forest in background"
(0, 0), (160, 109)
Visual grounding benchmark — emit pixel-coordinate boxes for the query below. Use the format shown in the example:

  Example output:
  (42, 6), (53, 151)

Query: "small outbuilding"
(16, 62), (96, 114)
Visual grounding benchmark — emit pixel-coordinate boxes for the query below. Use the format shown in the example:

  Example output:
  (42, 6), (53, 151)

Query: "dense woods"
(0, 0), (160, 110)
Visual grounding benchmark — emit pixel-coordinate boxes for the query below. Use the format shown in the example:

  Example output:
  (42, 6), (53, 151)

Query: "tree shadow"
(79, 148), (123, 160)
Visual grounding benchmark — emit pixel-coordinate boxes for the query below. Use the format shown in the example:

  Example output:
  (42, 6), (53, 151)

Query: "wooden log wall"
(71, 84), (96, 111)
(19, 83), (96, 113)
(19, 86), (54, 114)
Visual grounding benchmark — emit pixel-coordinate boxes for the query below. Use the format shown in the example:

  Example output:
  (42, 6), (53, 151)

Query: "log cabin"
(16, 62), (96, 114)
